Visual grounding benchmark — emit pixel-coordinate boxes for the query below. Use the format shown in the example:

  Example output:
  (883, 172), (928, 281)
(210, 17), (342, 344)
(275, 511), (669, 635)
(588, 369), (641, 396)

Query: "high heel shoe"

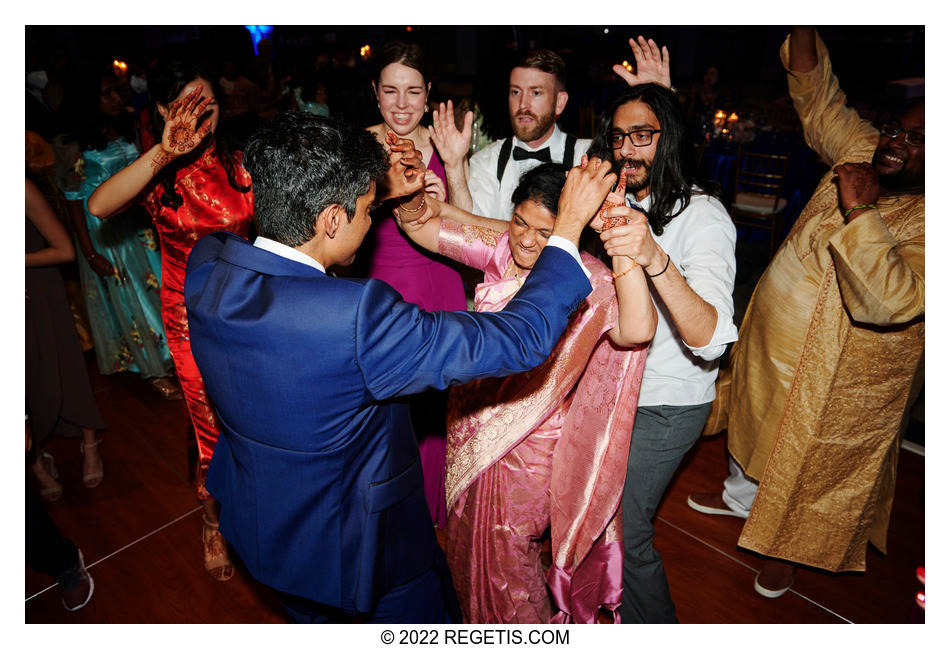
(80, 439), (104, 488)
(36, 451), (63, 502)
(202, 515), (234, 581)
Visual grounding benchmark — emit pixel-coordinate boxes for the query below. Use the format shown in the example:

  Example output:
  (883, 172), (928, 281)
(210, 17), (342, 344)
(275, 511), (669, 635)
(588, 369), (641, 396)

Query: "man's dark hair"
(511, 162), (568, 217)
(513, 49), (567, 92)
(243, 111), (389, 247)
(588, 84), (717, 236)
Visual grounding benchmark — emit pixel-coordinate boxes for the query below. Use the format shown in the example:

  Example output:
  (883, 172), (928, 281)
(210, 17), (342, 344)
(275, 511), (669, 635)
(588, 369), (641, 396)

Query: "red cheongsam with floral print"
(144, 143), (253, 499)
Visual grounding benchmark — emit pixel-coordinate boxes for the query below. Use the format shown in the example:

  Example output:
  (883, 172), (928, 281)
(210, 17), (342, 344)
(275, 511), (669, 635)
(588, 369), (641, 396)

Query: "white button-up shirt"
(467, 125), (591, 220)
(633, 191), (739, 406)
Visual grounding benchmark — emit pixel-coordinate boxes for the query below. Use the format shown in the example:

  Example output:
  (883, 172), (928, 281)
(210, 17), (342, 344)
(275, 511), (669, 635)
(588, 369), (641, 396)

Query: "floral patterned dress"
(64, 138), (171, 378)
(144, 144), (253, 498)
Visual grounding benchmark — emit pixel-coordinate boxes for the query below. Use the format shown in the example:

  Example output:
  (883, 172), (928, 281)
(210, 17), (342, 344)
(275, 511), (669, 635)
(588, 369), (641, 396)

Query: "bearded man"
(433, 48), (590, 220)
(586, 80), (738, 622)
(688, 27), (925, 600)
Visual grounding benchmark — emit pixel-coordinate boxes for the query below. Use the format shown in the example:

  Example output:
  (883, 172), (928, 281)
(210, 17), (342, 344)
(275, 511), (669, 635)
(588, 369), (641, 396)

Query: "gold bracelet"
(398, 197), (426, 214)
(612, 262), (638, 279)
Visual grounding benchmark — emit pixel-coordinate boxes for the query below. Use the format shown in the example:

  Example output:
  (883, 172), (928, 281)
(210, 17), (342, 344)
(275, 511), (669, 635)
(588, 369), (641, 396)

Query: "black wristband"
(648, 253), (671, 278)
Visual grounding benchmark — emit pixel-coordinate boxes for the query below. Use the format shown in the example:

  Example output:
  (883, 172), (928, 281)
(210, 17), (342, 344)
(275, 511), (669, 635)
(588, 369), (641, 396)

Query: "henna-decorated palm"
(428, 100), (473, 169)
(612, 35), (672, 89)
(580, 155), (628, 231)
(599, 167), (629, 230)
(381, 130), (425, 200)
(558, 157), (616, 231)
(385, 130), (425, 178)
(161, 85), (214, 157)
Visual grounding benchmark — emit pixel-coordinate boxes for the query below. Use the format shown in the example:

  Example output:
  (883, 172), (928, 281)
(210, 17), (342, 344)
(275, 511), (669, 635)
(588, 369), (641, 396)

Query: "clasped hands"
(380, 132), (444, 228)
(567, 156), (662, 272)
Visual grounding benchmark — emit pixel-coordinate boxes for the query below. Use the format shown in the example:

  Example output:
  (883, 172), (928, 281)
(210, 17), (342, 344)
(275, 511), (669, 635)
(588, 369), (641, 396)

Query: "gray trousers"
(618, 402), (711, 624)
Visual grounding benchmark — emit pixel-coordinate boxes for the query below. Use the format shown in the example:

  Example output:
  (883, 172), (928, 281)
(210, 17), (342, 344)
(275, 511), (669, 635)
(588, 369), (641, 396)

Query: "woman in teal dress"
(63, 66), (179, 398)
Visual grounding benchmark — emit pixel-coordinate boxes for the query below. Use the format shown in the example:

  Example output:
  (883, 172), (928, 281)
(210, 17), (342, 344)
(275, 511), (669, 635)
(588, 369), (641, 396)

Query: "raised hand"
(556, 157), (616, 235)
(612, 35), (672, 89)
(428, 100), (473, 170)
(386, 130), (425, 178)
(161, 85), (214, 157)
(380, 131), (426, 201)
(597, 166), (629, 231)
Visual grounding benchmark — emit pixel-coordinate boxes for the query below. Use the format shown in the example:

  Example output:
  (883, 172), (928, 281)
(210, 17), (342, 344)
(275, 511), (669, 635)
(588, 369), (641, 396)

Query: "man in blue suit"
(184, 111), (615, 623)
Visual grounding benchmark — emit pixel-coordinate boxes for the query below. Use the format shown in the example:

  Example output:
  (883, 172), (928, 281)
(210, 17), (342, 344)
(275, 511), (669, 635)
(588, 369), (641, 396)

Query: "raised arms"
(88, 85), (214, 219)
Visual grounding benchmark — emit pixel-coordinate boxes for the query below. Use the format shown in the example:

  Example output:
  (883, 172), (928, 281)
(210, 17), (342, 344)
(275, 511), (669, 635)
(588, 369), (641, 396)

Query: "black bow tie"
(512, 146), (551, 163)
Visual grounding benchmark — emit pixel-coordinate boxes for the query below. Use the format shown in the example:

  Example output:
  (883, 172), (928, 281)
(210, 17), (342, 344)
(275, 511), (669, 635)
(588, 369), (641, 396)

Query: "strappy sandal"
(149, 376), (182, 400)
(202, 515), (234, 581)
(80, 438), (104, 488)
(36, 451), (63, 502)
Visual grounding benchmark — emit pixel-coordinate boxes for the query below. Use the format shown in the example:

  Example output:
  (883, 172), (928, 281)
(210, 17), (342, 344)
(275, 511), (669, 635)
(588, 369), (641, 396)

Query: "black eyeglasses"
(880, 123), (924, 147)
(610, 128), (661, 149)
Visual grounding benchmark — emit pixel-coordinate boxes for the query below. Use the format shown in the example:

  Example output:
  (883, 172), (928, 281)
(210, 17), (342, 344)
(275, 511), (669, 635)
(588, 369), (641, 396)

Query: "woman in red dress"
(89, 61), (253, 581)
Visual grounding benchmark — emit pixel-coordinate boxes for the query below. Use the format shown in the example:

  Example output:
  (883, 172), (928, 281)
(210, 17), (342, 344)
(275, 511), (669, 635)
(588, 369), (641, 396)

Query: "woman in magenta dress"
(89, 61), (253, 581)
(365, 42), (467, 527)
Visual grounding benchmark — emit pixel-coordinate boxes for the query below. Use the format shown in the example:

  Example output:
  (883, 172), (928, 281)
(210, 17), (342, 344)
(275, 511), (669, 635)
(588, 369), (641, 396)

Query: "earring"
(424, 104), (430, 113)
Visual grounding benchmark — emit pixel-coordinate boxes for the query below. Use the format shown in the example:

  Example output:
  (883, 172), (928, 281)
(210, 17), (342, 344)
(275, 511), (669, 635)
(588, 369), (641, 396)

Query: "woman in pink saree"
(395, 162), (656, 623)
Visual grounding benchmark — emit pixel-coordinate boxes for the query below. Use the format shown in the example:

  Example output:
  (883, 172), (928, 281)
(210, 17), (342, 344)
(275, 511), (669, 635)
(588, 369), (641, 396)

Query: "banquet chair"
(729, 147), (790, 257)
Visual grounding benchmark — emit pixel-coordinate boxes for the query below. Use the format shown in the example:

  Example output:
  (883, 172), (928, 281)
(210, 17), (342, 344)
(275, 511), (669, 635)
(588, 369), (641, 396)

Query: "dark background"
(26, 24), (924, 138)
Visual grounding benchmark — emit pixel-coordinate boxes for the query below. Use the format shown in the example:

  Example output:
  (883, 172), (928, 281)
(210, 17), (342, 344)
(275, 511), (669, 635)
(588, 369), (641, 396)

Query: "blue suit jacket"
(184, 232), (590, 614)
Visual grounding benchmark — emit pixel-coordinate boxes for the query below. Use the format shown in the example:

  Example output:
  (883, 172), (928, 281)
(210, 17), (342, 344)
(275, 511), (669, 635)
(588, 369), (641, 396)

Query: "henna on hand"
(168, 124), (193, 153)
(833, 162), (880, 211)
(151, 149), (177, 174)
(600, 167), (629, 230)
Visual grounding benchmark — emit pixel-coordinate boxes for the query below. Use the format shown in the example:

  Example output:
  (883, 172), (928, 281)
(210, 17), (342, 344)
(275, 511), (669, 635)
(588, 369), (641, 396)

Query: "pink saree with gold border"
(438, 221), (647, 623)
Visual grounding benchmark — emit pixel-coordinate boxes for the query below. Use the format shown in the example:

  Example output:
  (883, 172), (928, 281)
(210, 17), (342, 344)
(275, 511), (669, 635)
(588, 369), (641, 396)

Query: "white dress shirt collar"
(253, 236), (326, 274)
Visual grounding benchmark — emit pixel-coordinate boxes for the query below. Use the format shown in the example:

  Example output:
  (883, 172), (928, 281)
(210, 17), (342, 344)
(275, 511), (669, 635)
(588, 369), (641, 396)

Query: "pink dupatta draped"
(439, 221), (647, 623)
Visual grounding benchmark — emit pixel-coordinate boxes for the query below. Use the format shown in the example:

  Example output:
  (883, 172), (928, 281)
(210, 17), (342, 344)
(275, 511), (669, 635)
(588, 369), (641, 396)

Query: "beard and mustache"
(511, 108), (557, 143)
(614, 156), (653, 197)
(871, 146), (924, 193)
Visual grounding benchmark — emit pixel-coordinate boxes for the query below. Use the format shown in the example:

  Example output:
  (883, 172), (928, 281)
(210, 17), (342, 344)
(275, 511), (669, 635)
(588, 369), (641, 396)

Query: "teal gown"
(64, 138), (172, 378)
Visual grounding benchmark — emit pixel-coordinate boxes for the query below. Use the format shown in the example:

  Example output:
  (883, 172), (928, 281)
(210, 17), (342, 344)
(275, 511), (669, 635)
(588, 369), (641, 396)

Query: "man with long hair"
(588, 80), (738, 622)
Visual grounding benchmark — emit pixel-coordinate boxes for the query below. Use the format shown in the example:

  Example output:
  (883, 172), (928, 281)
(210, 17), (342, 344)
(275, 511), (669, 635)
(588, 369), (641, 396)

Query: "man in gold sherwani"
(688, 26), (924, 598)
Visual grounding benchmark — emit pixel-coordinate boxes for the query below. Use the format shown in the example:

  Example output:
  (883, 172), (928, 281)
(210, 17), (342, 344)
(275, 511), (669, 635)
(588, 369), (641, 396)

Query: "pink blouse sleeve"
(438, 219), (506, 274)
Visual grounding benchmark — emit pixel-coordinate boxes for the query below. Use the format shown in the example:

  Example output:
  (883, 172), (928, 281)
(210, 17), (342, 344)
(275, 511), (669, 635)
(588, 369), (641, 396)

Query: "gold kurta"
(708, 35), (924, 572)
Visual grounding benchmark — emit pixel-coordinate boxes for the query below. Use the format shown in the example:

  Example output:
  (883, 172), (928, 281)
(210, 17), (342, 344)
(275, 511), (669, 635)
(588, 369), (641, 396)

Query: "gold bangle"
(398, 197), (426, 214)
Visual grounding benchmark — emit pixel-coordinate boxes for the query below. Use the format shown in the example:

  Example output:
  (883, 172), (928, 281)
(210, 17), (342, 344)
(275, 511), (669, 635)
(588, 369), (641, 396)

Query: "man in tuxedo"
(436, 49), (591, 220)
(184, 111), (613, 623)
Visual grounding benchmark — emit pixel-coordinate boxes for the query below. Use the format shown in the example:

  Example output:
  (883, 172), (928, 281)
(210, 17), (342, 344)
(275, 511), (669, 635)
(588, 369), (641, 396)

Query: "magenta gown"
(365, 151), (467, 528)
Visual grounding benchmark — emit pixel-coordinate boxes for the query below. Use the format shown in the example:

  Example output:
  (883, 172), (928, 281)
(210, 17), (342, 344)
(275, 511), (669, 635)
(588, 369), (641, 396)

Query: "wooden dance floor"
(24, 344), (924, 624)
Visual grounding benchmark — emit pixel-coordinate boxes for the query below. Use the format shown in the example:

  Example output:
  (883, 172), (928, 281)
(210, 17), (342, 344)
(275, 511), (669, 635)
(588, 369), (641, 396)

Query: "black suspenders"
(495, 134), (578, 185)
